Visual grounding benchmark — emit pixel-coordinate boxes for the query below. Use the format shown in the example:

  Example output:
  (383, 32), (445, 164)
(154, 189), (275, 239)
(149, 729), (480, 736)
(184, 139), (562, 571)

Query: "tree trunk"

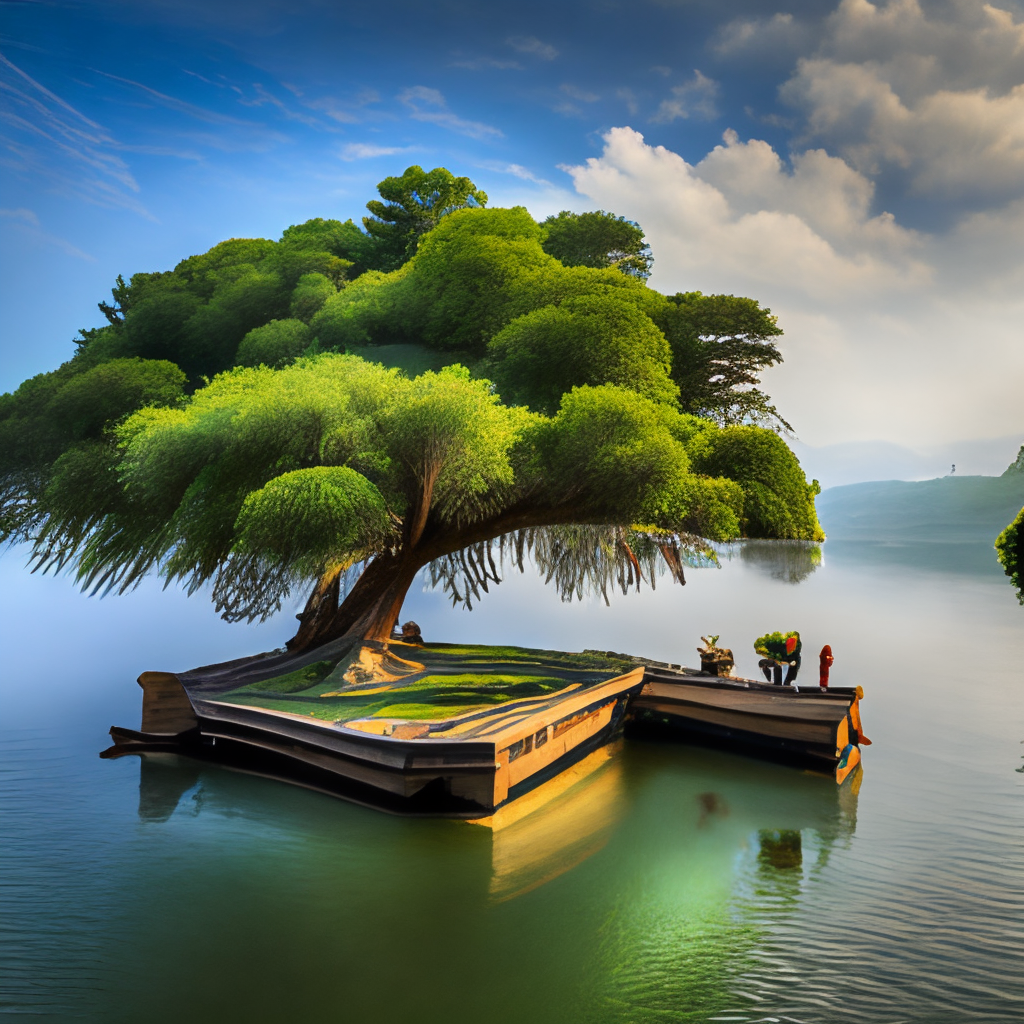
(284, 502), (598, 653)
(286, 565), (342, 651)
(286, 553), (425, 652)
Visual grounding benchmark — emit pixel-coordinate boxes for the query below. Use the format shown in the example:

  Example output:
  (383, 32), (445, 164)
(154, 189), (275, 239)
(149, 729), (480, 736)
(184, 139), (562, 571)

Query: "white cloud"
(713, 12), (809, 55)
(475, 161), (553, 187)
(507, 36), (558, 60)
(562, 127), (1024, 448)
(779, 0), (1024, 201)
(561, 83), (600, 103)
(305, 88), (381, 124)
(340, 142), (415, 161)
(1, 208), (94, 261)
(0, 207), (39, 225)
(451, 56), (522, 71)
(397, 86), (503, 139)
(0, 53), (151, 216)
(651, 70), (719, 122)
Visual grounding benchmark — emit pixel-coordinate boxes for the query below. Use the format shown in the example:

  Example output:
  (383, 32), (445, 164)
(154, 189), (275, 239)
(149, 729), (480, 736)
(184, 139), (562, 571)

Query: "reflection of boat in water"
(103, 663), (644, 817)
(468, 742), (627, 901)
(629, 664), (870, 784)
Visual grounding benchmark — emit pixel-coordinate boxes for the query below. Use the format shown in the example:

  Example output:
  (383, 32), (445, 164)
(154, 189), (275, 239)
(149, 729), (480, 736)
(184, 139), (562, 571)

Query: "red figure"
(819, 645), (834, 688)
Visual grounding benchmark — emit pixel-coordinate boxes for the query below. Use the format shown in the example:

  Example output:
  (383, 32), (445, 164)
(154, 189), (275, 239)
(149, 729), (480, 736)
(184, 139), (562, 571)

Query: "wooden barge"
(103, 651), (646, 817)
(628, 662), (870, 784)
(103, 643), (869, 816)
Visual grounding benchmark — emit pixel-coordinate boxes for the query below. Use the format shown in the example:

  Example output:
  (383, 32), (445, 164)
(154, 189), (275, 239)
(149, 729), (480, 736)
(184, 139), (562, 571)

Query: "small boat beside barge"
(628, 662), (870, 784)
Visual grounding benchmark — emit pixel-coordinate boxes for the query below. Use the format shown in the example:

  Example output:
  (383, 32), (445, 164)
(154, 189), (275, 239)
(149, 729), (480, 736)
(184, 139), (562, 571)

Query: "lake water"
(2, 538), (1022, 1023)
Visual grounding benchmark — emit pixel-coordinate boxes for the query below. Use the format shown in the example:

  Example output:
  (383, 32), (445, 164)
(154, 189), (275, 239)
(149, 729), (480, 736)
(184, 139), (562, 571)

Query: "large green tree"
(1, 171), (821, 654)
(31, 356), (774, 650)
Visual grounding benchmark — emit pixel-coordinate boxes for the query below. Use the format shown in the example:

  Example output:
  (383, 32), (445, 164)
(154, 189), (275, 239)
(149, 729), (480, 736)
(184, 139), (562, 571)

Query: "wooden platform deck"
(102, 644), (869, 814)
(103, 644), (647, 816)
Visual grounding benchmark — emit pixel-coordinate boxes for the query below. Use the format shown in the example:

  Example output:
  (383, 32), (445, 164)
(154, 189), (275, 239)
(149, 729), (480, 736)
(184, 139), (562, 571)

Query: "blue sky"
(3, 0), (1023, 470)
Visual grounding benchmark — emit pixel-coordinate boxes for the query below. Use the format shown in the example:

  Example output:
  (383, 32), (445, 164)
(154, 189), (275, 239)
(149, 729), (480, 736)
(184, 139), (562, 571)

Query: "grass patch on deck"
(220, 671), (572, 724)
(372, 703), (494, 720)
(420, 644), (633, 671)
(232, 660), (334, 695)
(214, 643), (637, 725)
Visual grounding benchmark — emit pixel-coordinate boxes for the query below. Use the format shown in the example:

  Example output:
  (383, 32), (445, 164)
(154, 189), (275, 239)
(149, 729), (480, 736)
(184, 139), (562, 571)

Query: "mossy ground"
(215, 643), (634, 724)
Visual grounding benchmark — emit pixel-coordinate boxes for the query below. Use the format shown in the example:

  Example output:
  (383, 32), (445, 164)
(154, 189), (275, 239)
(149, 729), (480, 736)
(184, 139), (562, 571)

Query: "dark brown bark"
(655, 537), (686, 586)
(286, 565), (342, 651)
(285, 499), (607, 653)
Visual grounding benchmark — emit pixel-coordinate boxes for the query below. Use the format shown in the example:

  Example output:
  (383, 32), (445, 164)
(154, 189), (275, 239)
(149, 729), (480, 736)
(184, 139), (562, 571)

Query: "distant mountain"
(790, 435), (1023, 489)
(817, 472), (1024, 543)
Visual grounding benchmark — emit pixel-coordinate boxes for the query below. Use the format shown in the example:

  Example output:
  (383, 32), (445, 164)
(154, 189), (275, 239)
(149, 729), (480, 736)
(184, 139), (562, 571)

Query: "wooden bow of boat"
(629, 665), (869, 784)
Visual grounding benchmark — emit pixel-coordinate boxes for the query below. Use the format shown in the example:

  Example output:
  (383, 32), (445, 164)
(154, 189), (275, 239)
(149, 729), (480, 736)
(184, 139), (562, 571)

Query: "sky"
(2, 0), (1023, 481)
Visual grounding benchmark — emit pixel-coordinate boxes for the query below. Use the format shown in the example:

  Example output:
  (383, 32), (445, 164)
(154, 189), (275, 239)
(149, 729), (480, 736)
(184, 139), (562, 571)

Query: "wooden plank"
(483, 668), (644, 747)
(194, 700), (496, 770)
(635, 698), (836, 745)
(643, 668), (857, 699)
(640, 682), (849, 721)
(138, 672), (198, 735)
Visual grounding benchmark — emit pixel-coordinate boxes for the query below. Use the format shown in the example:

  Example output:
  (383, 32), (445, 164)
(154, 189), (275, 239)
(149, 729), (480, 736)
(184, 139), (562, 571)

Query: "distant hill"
(817, 473), (1024, 543)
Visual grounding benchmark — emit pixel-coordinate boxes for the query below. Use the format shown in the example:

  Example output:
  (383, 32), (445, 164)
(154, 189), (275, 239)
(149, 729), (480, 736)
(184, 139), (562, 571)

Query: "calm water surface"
(1, 539), (1022, 1023)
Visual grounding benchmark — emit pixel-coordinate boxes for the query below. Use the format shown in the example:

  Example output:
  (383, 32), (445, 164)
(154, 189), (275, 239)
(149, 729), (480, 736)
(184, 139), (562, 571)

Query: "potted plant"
(697, 635), (735, 676)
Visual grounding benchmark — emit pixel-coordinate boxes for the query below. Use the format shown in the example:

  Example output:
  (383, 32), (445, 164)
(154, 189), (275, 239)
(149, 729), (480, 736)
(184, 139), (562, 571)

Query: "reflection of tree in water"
(429, 525), (719, 608)
(758, 829), (803, 871)
(729, 539), (822, 584)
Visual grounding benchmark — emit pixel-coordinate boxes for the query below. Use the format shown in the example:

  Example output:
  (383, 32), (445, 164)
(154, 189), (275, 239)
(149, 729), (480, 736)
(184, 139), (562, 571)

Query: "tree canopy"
(31, 355), (791, 648)
(996, 446), (1024, 604)
(363, 165), (488, 272)
(541, 210), (653, 279)
(0, 163), (821, 652)
(996, 506), (1023, 605)
(651, 292), (788, 429)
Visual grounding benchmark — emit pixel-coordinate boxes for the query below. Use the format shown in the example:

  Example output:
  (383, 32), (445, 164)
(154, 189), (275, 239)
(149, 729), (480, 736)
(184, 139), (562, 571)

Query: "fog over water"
(2, 536), (1022, 1023)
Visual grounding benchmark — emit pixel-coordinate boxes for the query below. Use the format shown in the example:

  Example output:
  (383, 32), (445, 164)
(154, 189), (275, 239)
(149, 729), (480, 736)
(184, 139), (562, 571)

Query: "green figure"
(754, 631), (801, 685)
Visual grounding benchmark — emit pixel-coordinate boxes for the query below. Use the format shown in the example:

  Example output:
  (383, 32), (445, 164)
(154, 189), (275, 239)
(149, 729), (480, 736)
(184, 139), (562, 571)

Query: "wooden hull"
(103, 667), (646, 816)
(629, 666), (868, 781)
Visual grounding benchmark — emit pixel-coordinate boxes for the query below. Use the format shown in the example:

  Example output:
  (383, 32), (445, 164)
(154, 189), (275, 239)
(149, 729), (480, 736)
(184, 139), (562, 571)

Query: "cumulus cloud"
(651, 70), (719, 122)
(713, 12), (810, 56)
(779, 0), (1024, 202)
(397, 86), (503, 139)
(562, 127), (1024, 447)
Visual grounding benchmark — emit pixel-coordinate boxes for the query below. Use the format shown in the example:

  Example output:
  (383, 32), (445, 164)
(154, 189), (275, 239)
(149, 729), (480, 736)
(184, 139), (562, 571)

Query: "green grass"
(371, 702), (496, 720)
(219, 671), (570, 724)
(420, 644), (634, 671)
(232, 660), (334, 695)
(213, 642), (638, 726)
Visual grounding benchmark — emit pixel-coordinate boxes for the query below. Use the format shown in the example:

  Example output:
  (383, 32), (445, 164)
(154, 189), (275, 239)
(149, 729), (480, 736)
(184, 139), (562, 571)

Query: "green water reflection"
(2, 537), (1022, 1023)
(105, 741), (860, 1024)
